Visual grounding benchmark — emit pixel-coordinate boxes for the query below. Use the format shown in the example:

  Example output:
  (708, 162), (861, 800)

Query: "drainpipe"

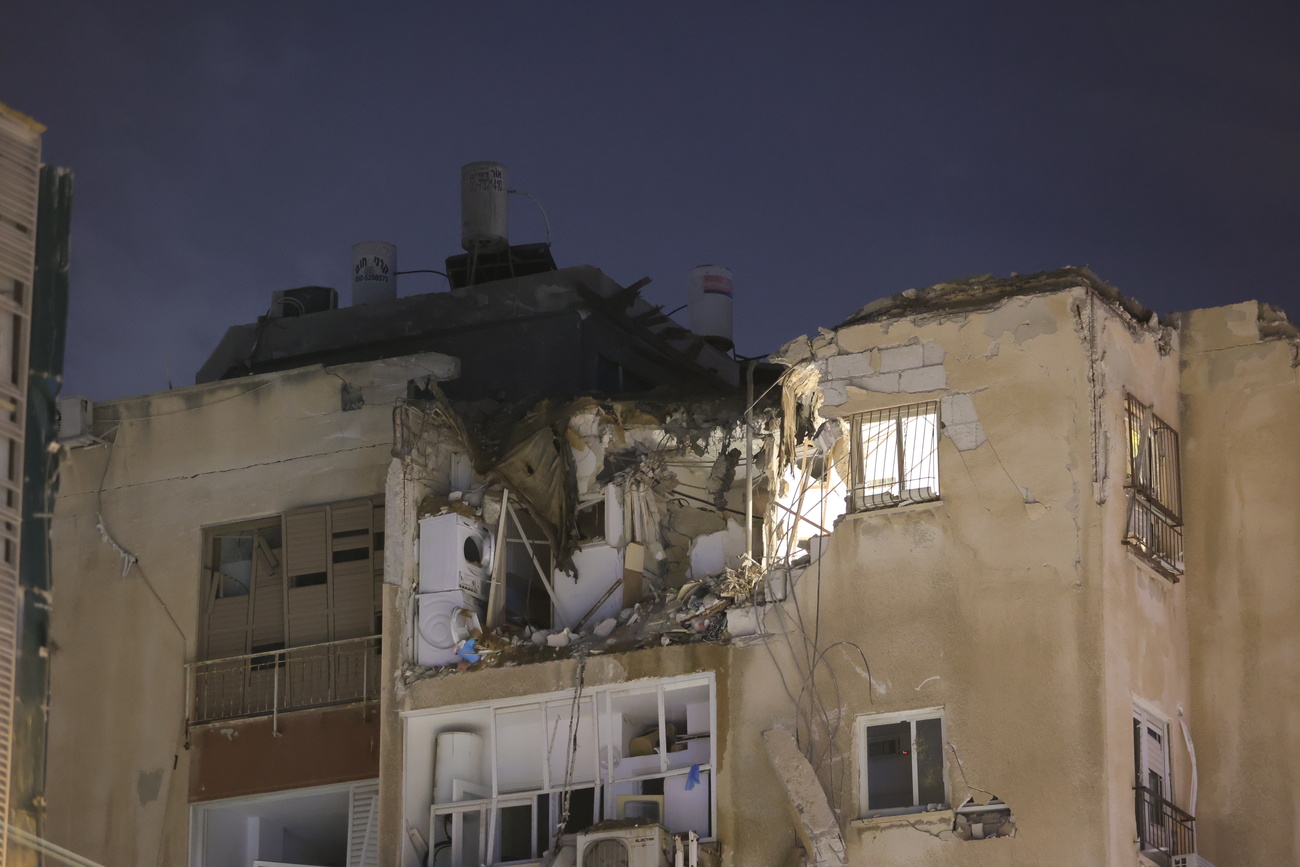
(1177, 704), (1198, 817)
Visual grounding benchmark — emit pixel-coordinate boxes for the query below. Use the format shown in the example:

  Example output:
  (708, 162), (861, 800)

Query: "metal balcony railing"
(185, 634), (381, 728)
(1134, 784), (1196, 865)
(1125, 495), (1185, 579)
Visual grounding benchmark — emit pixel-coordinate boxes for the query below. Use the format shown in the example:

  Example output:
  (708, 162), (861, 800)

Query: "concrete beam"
(762, 728), (847, 867)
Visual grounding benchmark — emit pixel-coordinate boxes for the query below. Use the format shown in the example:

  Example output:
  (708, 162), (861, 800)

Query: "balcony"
(1135, 784), (1196, 866)
(185, 634), (381, 728)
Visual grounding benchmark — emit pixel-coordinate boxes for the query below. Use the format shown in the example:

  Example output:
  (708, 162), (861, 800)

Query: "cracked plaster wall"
(44, 356), (453, 867)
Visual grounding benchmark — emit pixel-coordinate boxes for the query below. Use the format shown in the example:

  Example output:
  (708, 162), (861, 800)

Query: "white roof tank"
(687, 264), (734, 351)
(351, 241), (397, 305)
(460, 161), (508, 251)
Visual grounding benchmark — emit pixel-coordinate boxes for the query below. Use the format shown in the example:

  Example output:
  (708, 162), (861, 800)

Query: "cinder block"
(879, 343), (925, 372)
(945, 421), (987, 451)
(820, 380), (848, 406)
(900, 364), (947, 393)
(941, 393), (979, 425)
(854, 372), (900, 393)
(922, 341), (945, 365)
(827, 353), (874, 379)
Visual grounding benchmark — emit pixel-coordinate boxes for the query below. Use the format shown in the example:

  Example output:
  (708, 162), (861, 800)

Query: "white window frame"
(856, 706), (948, 819)
(401, 673), (717, 867)
(849, 401), (940, 512)
(189, 779), (378, 867)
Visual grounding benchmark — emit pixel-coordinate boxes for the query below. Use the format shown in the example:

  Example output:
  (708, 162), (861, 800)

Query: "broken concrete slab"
(763, 728), (847, 867)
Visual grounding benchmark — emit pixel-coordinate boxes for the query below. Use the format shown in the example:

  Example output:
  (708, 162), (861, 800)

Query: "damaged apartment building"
(33, 162), (1299, 867)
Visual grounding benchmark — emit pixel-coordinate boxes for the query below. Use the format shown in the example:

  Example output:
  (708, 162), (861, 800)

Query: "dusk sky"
(6, 1), (1298, 401)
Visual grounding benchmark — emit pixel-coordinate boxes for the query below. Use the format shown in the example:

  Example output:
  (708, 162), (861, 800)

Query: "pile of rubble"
(402, 562), (770, 681)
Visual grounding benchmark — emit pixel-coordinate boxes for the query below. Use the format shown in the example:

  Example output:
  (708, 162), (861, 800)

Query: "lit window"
(857, 708), (947, 818)
(1123, 395), (1183, 578)
(849, 402), (940, 511)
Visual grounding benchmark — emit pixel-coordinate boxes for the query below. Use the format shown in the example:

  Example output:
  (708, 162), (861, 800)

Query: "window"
(849, 402), (940, 511)
(192, 498), (385, 723)
(404, 675), (715, 866)
(857, 708), (947, 818)
(1124, 395), (1183, 578)
(1133, 703), (1195, 859)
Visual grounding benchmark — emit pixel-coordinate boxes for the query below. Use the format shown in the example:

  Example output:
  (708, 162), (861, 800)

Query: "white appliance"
(419, 513), (494, 598)
(415, 592), (481, 668)
(55, 396), (94, 446)
(576, 824), (669, 867)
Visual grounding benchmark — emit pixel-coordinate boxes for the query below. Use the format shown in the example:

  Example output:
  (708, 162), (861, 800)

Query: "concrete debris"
(762, 728), (848, 867)
(546, 628), (573, 648)
(952, 796), (1016, 840)
(592, 617), (618, 637)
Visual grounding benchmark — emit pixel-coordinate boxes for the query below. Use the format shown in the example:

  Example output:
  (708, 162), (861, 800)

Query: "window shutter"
(329, 500), (374, 641)
(347, 779), (380, 867)
(285, 507), (330, 647)
(249, 528), (283, 650)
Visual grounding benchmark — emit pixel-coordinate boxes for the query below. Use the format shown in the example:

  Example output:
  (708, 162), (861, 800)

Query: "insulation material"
(553, 543), (624, 629)
(687, 519), (745, 580)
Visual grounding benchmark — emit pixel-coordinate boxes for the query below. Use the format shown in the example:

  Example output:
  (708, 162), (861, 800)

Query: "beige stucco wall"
(722, 287), (1196, 865)
(1180, 302), (1300, 866)
(45, 353), (454, 866)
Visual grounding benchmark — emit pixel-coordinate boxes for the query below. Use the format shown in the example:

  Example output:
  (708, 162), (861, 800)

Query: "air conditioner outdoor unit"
(576, 823), (670, 867)
(1171, 855), (1218, 867)
(418, 513), (494, 598)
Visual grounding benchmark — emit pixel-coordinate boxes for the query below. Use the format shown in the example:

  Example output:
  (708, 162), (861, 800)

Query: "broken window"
(193, 498), (384, 723)
(500, 505), (555, 627)
(849, 402), (940, 511)
(405, 674), (715, 866)
(857, 708), (947, 818)
(1123, 395), (1183, 578)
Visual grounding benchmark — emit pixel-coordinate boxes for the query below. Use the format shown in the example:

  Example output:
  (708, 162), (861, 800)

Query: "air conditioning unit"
(55, 395), (95, 446)
(576, 824), (670, 867)
(418, 513), (494, 598)
(1172, 855), (1218, 867)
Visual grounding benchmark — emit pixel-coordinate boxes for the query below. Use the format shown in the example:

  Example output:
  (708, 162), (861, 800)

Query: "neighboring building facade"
(40, 254), (1297, 867)
(0, 100), (43, 867)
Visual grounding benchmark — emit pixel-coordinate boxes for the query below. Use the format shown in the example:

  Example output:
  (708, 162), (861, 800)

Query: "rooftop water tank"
(351, 241), (397, 306)
(687, 264), (734, 351)
(460, 161), (508, 252)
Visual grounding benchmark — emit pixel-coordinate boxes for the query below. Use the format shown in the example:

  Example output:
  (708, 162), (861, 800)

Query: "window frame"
(856, 706), (949, 819)
(199, 496), (384, 662)
(402, 673), (717, 866)
(848, 401), (941, 512)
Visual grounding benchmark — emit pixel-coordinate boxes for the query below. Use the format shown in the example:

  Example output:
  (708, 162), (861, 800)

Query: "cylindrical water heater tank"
(434, 731), (484, 804)
(460, 161), (508, 251)
(351, 241), (397, 306)
(688, 264), (734, 351)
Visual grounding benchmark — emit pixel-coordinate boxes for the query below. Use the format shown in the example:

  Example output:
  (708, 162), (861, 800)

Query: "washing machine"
(416, 592), (482, 668)
(419, 513), (493, 598)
